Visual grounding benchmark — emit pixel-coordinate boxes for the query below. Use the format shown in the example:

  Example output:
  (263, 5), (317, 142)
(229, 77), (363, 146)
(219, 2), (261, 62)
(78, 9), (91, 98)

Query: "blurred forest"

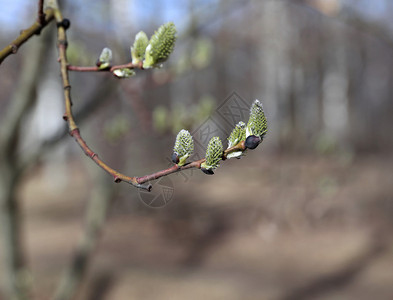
(1, 0), (393, 299)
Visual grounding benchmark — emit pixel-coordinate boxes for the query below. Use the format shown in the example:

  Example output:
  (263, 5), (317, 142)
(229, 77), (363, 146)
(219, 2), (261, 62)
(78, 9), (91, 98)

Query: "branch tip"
(138, 183), (152, 191)
(0, 8), (54, 64)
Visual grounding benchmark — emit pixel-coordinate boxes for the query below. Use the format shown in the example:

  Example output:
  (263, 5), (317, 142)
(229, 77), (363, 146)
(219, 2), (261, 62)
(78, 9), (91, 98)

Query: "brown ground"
(2, 152), (393, 300)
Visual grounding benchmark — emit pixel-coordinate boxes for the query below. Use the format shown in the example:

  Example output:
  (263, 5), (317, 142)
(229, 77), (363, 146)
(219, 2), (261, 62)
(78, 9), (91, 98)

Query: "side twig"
(0, 9), (54, 64)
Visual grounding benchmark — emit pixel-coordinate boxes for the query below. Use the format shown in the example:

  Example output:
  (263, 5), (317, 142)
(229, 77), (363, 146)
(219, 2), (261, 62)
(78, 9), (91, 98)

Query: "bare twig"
(52, 4), (151, 191)
(0, 9), (54, 64)
(16, 78), (117, 177)
(37, 0), (45, 24)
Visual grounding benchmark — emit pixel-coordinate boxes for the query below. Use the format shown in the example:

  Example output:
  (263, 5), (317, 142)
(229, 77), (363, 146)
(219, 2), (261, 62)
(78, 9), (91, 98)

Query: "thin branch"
(69, 128), (151, 190)
(137, 160), (204, 184)
(16, 77), (116, 177)
(66, 65), (106, 72)
(51, 1), (254, 192)
(52, 5), (151, 191)
(0, 8), (54, 64)
(67, 61), (143, 73)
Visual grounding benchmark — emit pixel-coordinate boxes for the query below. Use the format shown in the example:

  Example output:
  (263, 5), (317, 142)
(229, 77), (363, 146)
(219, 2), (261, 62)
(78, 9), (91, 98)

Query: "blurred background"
(1, 0), (393, 299)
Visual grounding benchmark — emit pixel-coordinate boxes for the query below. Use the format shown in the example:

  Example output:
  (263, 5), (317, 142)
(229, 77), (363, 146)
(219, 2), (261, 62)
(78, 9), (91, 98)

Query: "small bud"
(113, 68), (135, 78)
(98, 48), (112, 69)
(245, 135), (261, 149)
(173, 129), (194, 166)
(227, 121), (246, 159)
(143, 22), (177, 69)
(246, 99), (267, 139)
(201, 167), (214, 175)
(201, 136), (223, 171)
(131, 31), (149, 64)
(57, 19), (70, 29)
(62, 19), (71, 30)
(171, 152), (179, 164)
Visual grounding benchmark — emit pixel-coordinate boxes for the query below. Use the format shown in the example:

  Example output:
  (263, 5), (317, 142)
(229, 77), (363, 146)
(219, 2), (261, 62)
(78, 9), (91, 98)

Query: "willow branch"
(51, 1), (255, 192)
(52, 6), (151, 191)
(16, 77), (116, 178)
(0, 8), (54, 64)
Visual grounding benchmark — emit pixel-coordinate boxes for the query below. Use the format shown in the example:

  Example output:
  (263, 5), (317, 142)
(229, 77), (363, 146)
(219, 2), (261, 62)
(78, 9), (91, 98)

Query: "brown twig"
(67, 61), (143, 73)
(53, 7), (151, 191)
(0, 8), (54, 64)
(136, 160), (204, 183)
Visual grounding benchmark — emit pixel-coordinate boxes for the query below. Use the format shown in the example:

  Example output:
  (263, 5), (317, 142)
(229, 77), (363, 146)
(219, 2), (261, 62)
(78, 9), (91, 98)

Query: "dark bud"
(201, 167), (214, 175)
(11, 44), (18, 54)
(171, 152), (179, 164)
(95, 59), (102, 67)
(62, 19), (71, 30)
(245, 135), (261, 150)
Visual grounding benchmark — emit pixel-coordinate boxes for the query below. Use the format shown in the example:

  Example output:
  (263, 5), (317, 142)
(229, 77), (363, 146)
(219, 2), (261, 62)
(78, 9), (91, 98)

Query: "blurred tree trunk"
(0, 27), (54, 300)
(54, 170), (115, 300)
